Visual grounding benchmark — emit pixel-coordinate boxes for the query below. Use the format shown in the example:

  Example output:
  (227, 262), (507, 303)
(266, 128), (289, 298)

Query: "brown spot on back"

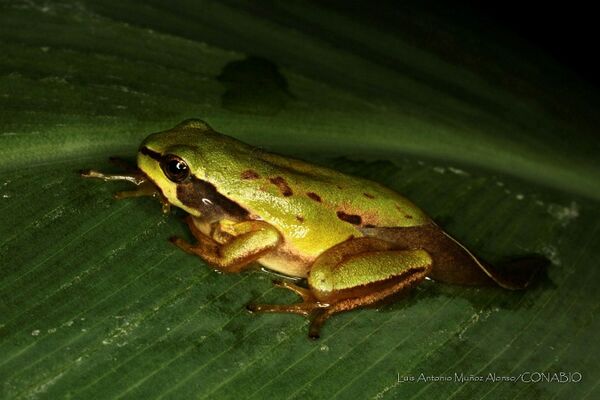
(306, 192), (322, 202)
(269, 176), (293, 196)
(336, 185), (343, 190)
(241, 169), (260, 179)
(405, 214), (413, 219)
(296, 215), (305, 222)
(363, 193), (375, 199)
(336, 211), (362, 225)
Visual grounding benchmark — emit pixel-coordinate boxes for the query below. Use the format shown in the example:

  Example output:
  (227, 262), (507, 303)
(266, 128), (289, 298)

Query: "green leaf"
(1, 1), (598, 399)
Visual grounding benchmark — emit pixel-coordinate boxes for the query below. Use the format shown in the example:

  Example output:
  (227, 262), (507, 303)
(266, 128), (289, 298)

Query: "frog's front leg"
(80, 168), (147, 185)
(170, 218), (282, 273)
(80, 162), (171, 213)
(247, 237), (433, 339)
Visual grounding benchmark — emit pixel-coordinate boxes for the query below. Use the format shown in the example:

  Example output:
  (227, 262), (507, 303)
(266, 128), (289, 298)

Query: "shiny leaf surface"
(1, 1), (598, 399)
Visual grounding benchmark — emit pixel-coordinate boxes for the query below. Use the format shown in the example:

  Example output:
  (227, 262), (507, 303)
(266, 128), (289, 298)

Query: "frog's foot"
(273, 280), (313, 301)
(246, 273), (428, 339)
(246, 281), (331, 339)
(247, 280), (323, 315)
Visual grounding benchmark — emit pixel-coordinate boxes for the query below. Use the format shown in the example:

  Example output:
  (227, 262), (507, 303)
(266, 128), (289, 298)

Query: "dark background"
(331, 1), (599, 90)
(450, 1), (598, 89)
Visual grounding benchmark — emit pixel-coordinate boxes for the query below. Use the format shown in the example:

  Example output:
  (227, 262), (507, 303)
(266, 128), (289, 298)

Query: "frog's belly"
(258, 247), (314, 278)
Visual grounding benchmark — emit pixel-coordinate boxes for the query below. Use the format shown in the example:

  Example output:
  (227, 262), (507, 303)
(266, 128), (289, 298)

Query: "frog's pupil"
(170, 160), (186, 174)
(162, 156), (189, 182)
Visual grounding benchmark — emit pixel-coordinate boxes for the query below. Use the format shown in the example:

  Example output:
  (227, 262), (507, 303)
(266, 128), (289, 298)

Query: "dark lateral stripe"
(140, 146), (162, 161)
(177, 175), (249, 219)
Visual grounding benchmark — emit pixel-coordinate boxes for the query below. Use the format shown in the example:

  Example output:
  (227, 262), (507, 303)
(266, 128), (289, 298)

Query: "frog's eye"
(161, 155), (190, 183)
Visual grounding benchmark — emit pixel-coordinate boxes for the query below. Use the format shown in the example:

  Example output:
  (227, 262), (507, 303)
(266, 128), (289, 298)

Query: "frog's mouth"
(134, 146), (173, 213)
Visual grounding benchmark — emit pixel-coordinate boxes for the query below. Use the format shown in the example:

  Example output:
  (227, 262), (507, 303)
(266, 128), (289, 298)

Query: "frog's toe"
(246, 301), (331, 339)
(245, 301), (325, 317)
(272, 280), (314, 301)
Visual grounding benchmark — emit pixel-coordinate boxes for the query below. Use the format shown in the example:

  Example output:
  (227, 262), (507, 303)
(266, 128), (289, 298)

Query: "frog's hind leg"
(247, 237), (433, 339)
(273, 280), (313, 302)
(361, 224), (547, 289)
(246, 281), (331, 338)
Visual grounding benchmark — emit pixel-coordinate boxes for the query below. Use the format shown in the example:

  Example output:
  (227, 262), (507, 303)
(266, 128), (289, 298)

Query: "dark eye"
(161, 155), (190, 182)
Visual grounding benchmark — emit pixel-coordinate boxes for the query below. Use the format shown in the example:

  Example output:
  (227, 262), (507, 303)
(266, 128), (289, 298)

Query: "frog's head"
(136, 119), (226, 217)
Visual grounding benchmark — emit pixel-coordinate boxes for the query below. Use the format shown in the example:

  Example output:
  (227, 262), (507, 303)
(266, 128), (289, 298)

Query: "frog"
(81, 119), (544, 338)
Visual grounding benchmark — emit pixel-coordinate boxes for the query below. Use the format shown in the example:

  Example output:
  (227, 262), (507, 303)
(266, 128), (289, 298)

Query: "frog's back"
(197, 133), (430, 258)
(257, 149), (429, 225)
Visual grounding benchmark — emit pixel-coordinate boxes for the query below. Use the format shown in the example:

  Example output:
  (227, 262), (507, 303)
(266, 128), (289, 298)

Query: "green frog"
(81, 119), (543, 338)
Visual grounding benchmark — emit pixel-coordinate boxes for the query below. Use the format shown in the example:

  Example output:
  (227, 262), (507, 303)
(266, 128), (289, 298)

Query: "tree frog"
(82, 119), (543, 338)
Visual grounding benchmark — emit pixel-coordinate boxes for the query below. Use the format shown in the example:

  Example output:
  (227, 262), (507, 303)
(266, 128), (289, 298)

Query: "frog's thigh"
(304, 239), (432, 337)
(309, 239), (433, 305)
